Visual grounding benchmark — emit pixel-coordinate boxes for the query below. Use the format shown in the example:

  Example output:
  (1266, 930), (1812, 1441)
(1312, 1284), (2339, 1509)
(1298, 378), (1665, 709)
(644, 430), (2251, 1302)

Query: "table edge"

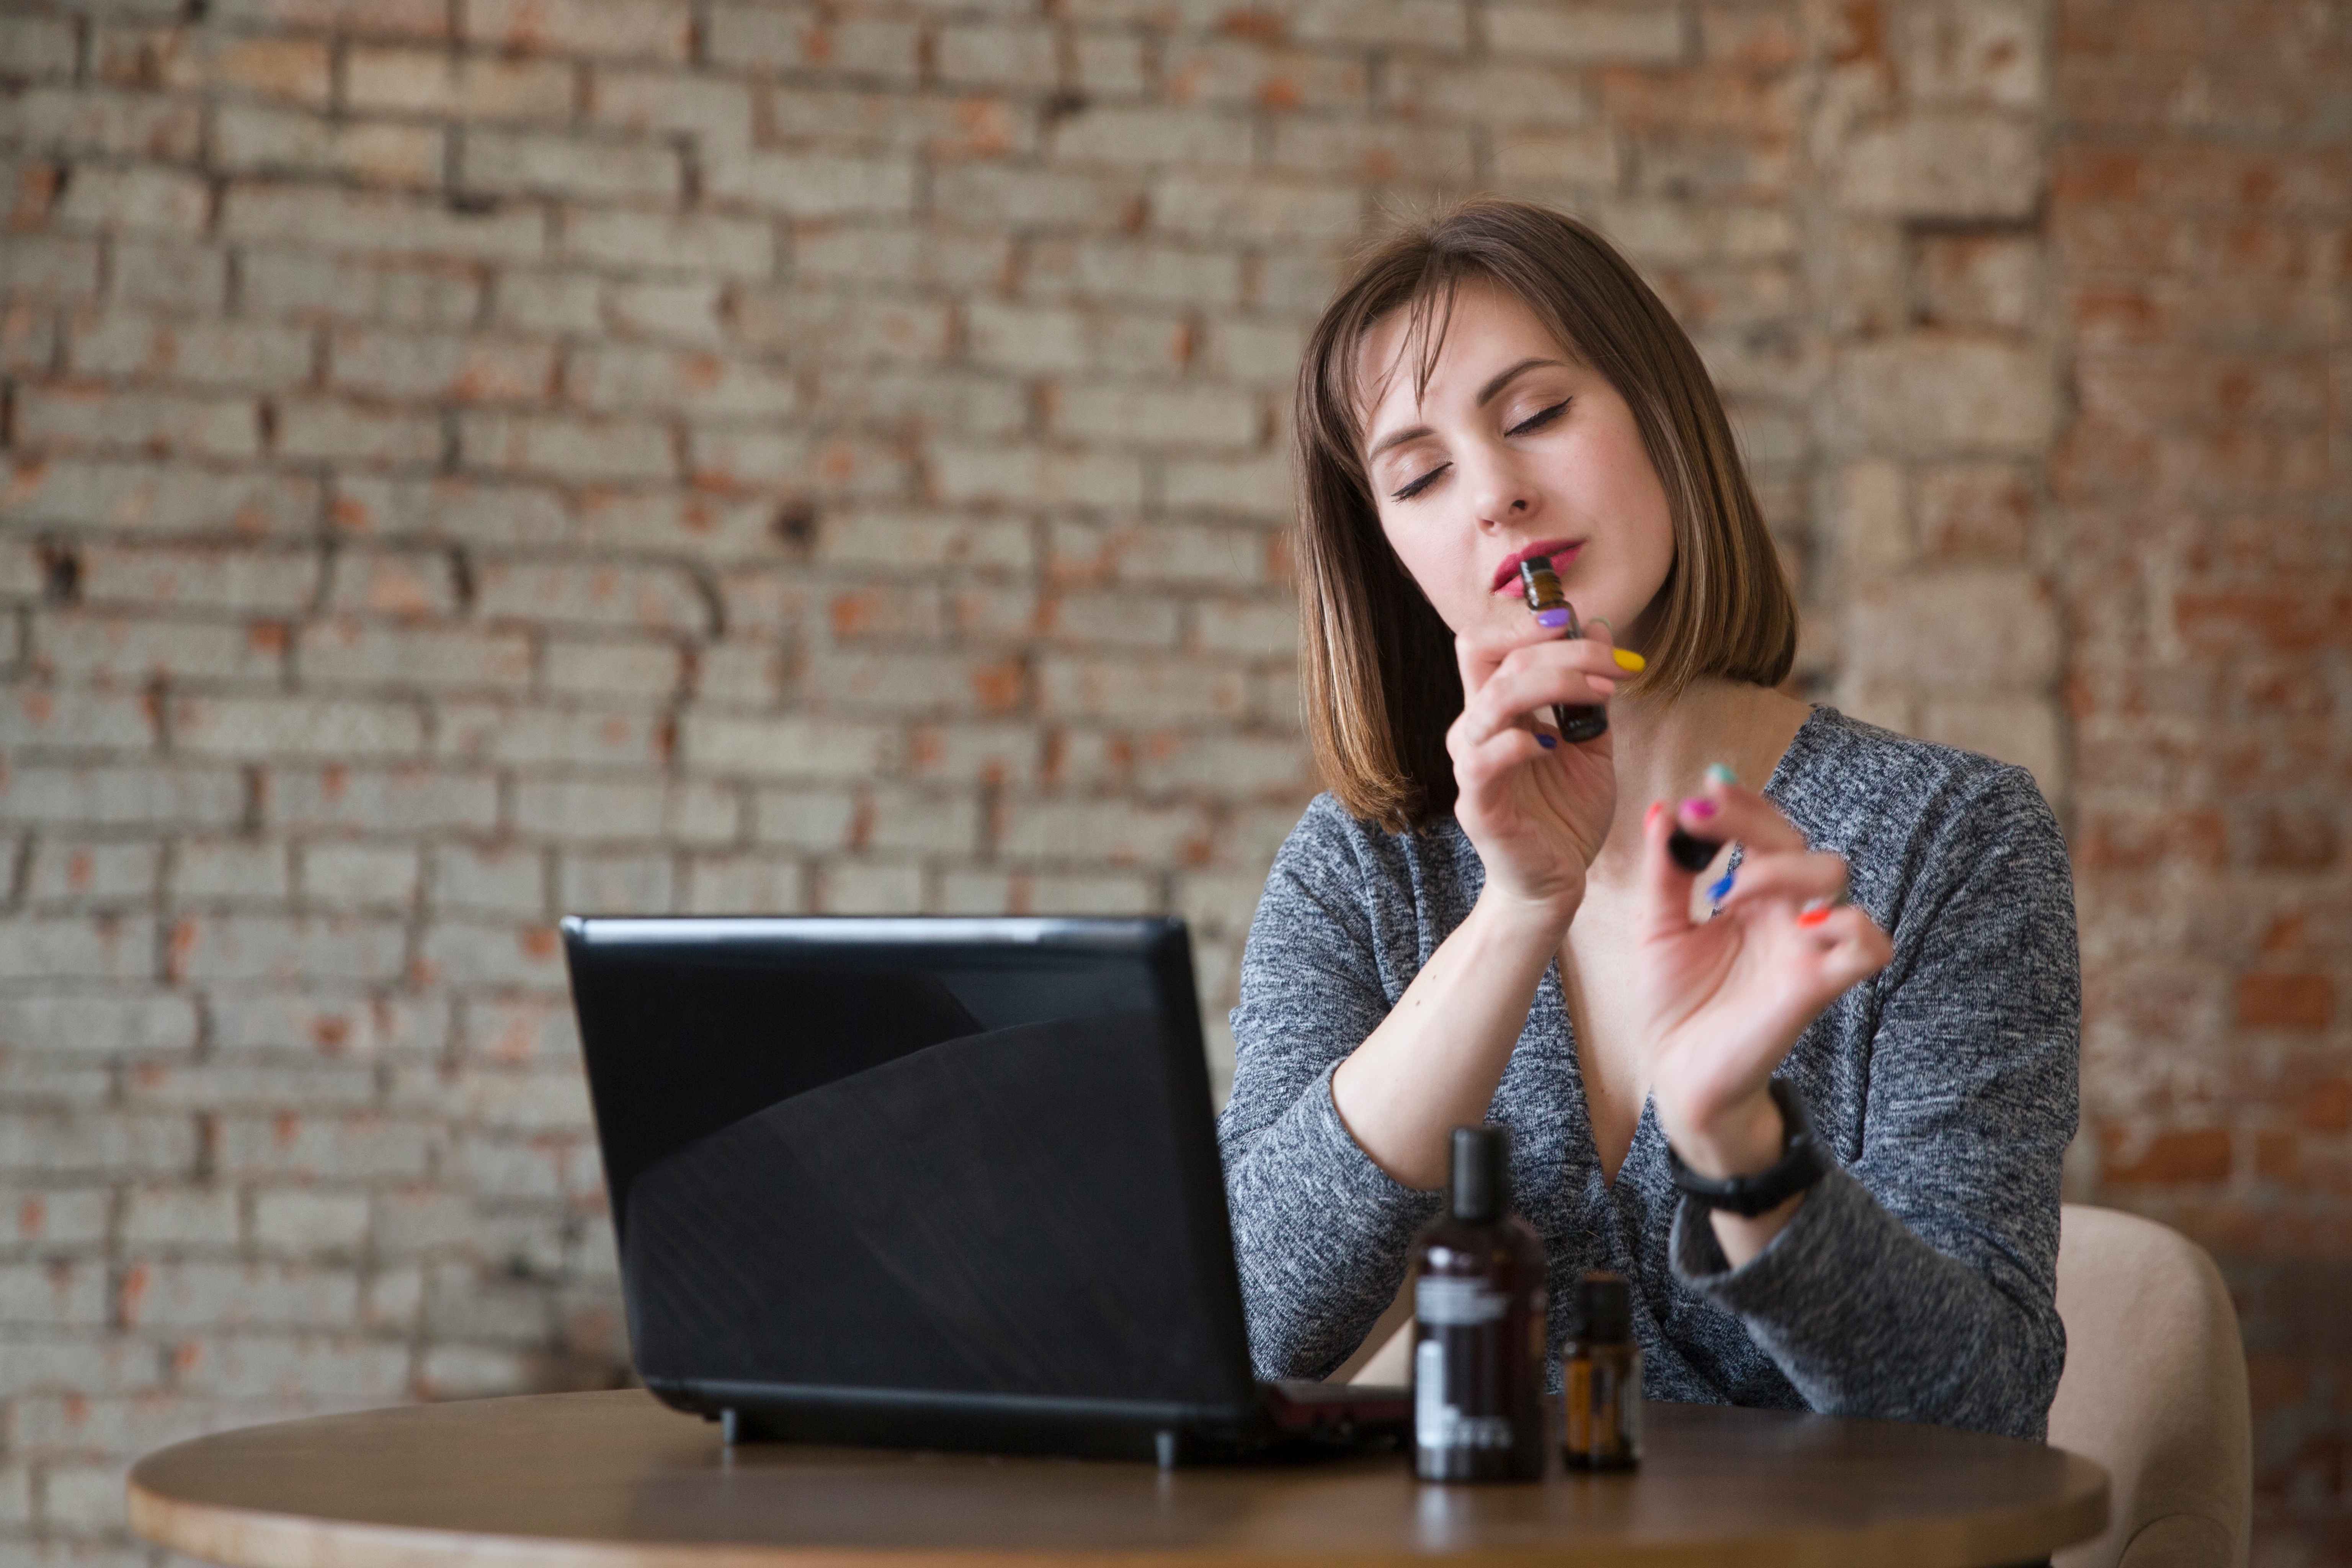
(124, 1392), (2113, 1568)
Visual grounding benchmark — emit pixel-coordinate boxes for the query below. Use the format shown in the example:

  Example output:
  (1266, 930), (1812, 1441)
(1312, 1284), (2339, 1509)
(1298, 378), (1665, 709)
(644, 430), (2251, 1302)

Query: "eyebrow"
(1363, 357), (1567, 465)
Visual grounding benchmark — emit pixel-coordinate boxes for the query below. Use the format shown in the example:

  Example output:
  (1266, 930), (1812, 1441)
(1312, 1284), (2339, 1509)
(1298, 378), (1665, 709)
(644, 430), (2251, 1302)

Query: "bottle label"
(1415, 1338), (1516, 1452)
(1415, 1276), (1508, 1326)
(1565, 1351), (1643, 1463)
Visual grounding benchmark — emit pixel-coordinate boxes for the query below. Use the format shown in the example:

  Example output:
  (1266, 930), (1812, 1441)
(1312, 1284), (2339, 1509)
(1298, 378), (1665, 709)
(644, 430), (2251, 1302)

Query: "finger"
(1452, 722), (1557, 797)
(1458, 657), (1619, 748)
(1675, 776), (1807, 858)
(1804, 906), (1893, 992)
(1454, 620), (1573, 701)
(1639, 796), (1702, 935)
(1714, 851), (1849, 914)
(1567, 612), (1653, 680)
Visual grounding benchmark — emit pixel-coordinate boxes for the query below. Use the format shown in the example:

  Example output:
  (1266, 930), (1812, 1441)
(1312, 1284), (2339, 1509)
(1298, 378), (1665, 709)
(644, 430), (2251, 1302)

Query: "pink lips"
(1491, 539), (1583, 594)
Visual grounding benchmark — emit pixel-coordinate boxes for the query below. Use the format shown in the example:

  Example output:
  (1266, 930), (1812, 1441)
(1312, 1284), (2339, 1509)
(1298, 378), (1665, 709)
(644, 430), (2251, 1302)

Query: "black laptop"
(559, 914), (1409, 1465)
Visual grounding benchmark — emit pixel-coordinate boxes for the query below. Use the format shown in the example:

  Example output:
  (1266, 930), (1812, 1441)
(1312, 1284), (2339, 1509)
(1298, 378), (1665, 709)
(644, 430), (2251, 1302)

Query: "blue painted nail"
(1707, 869), (1735, 902)
(1534, 732), (1557, 750)
(1705, 763), (1738, 786)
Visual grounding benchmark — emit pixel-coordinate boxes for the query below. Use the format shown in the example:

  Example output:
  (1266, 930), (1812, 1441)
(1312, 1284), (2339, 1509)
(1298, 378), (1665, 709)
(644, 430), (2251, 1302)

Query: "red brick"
(213, 103), (444, 187)
(301, 619), (533, 691)
(94, 27), (332, 105)
(0, 87), (204, 161)
(212, 0), (450, 35)
(459, 412), (675, 482)
(222, 185), (546, 263)
(0, 15), (78, 79)
(262, 766), (499, 833)
(328, 329), (555, 404)
(2238, 974), (2336, 1032)
(706, 7), (918, 79)
(16, 386), (260, 460)
(460, 127), (681, 203)
(468, 0), (691, 62)
(470, 558), (710, 634)
(167, 911), (408, 983)
(2098, 1124), (2236, 1186)
(346, 48), (573, 120)
(565, 345), (797, 418)
(67, 311), (315, 390)
(275, 400), (445, 467)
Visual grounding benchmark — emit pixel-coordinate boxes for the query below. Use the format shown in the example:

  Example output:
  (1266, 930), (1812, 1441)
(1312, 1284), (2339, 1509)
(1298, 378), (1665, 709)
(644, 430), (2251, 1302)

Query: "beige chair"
(1344, 1203), (2250, 1568)
(2050, 1204), (2250, 1568)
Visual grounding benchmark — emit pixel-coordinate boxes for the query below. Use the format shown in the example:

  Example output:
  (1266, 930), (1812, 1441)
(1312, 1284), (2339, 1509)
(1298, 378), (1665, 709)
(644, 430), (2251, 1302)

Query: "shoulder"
(1269, 792), (1471, 889)
(1777, 706), (2058, 854)
(1252, 794), (1480, 963)
(1775, 707), (2068, 917)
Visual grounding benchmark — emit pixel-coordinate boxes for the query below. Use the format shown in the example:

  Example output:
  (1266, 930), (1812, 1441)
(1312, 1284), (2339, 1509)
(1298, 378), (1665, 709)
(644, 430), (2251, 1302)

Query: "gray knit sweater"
(1217, 705), (2079, 1442)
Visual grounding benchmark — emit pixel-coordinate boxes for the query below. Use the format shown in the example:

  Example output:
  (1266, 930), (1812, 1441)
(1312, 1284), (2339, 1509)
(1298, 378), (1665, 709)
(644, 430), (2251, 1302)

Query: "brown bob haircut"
(1292, 198), (1798, 833)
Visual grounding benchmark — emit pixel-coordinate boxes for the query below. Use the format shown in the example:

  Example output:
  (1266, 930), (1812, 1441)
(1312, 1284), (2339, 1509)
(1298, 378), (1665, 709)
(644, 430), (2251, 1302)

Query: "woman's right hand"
(1448, 614), (1624, 923)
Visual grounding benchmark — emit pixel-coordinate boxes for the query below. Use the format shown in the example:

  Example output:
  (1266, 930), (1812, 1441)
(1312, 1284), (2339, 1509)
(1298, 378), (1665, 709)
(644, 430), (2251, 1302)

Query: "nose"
(1467, 451), (1539, 530)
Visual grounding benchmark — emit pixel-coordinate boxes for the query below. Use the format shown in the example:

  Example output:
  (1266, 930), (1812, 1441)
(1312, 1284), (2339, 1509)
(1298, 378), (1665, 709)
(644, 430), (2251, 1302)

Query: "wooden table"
(129, 1387), (2107, 1567)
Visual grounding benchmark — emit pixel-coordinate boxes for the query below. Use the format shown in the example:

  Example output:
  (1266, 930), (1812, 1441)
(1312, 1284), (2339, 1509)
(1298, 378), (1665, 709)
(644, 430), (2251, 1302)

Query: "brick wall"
(0, 0), (2338, 1563)
(2051, 3), (2352, 1563)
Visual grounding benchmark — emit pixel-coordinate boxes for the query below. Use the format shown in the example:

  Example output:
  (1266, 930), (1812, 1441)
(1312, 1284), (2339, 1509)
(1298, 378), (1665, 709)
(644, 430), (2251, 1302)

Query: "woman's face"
(1354, 280), (1676, 651)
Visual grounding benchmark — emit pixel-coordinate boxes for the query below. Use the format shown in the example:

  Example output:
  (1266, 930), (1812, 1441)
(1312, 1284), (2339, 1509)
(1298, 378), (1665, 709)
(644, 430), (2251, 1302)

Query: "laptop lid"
(560, 915), (1262, 1428)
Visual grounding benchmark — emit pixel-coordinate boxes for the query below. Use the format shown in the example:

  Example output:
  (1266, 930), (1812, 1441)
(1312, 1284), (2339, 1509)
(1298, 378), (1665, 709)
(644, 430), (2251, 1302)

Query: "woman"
(1218, 199), (2078, 1442)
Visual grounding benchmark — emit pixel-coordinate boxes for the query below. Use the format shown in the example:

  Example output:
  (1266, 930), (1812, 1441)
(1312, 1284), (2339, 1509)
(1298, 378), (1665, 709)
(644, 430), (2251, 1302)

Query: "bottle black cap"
(1448, 1125), (1509, 1222)
(1576, 1271), (1632, 1342)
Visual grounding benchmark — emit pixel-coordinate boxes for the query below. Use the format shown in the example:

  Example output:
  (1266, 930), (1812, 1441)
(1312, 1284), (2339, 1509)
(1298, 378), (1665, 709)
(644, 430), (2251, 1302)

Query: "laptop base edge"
(647, 1377), (1408, 1467)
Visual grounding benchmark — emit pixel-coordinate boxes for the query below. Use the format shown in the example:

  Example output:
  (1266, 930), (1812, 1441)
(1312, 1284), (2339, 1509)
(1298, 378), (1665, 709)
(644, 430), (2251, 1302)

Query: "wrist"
(1664, 1088), (1785, 1180)
(1472, 879), (1581, 943)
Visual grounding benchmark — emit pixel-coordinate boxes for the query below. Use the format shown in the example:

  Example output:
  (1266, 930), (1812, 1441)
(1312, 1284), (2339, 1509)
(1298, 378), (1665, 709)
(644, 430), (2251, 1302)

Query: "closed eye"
(1387, 400), (1571, 503)
(1391, 464), (1447, 502)
(1509, 399), (1570, 436)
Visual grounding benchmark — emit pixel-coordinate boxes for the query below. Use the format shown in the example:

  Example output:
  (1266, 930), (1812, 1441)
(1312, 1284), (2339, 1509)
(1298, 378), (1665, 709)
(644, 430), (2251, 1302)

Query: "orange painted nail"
(1797, 905), (1832, 928)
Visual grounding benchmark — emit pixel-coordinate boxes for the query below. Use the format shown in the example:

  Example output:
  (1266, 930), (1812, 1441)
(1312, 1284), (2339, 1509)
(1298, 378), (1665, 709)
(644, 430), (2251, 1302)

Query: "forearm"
(1672, 1169), (2065, 1440)
(1330, 887), (1568, 1191)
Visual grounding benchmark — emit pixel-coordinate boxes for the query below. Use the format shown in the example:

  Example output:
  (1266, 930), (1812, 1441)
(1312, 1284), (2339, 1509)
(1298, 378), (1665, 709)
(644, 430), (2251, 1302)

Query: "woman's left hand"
(1638, 774), (1893, 1181)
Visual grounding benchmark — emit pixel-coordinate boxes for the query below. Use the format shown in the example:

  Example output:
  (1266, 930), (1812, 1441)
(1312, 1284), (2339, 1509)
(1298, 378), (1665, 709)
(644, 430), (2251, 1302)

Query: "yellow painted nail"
(1612, 647), (1646, 672)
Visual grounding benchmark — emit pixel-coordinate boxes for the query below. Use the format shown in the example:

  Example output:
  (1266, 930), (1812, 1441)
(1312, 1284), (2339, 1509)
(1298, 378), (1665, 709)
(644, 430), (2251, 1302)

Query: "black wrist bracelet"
(1666, 1078), (1828, 1218)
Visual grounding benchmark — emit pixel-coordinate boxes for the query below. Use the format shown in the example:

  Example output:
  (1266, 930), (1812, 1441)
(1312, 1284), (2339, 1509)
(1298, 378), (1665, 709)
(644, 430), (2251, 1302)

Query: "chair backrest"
(2048, 1204), (2250, 1568)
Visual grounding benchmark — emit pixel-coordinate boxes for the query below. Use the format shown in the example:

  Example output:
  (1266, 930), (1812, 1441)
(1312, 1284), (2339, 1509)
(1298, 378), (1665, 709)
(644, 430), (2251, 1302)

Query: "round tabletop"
(129, 1388), (2107, 1568)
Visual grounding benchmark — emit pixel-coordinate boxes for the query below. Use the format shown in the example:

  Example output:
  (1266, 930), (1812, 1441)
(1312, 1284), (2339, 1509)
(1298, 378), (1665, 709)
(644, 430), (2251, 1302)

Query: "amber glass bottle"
(1562, 1271), (1642, 1470)
(1409, 1126), (1548, 1482)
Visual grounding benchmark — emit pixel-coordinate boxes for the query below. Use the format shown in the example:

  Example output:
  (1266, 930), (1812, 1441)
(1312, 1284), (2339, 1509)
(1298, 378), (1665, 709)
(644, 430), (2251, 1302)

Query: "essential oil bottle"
(1562, 1271), (1642, 1471)
(1517, 555), (1607, 743)
(1410, 1125), (1548, 1482)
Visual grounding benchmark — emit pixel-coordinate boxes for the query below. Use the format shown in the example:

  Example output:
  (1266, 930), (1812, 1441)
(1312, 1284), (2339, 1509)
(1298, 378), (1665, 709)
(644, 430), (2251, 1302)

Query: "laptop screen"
(561, 917), (1257, 1415)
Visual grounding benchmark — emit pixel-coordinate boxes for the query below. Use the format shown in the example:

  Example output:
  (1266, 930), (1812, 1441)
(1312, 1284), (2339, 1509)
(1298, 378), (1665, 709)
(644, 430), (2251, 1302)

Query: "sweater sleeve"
(1669, 765), (2080, 1442)
(1215, 800), (1442, 1380)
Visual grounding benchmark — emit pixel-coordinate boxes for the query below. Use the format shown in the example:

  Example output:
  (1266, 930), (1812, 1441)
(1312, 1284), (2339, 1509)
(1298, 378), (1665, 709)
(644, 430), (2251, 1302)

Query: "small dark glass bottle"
(1410, 1126), (1548, 1482)
(1562, 1271), (1642, 1471)
(1517, 555), (1608, 743)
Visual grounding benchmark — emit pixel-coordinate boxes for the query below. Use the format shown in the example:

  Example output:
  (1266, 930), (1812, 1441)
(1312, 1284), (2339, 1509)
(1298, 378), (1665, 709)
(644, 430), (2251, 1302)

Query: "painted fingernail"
(1798, 903), (1832, 928)
(1705, 763), (1738, 786)
(1681, 797), (1717, 819)
(1707, 869), (1736, 902)
(1612, 648), (1646, 672)
(1535, 608), (1571, 628)
(1535, 732), (1557, 750)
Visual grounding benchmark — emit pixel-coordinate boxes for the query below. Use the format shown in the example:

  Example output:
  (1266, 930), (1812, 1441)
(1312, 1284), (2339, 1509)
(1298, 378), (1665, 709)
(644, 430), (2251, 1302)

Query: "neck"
(1586, 676), (1813, 889)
